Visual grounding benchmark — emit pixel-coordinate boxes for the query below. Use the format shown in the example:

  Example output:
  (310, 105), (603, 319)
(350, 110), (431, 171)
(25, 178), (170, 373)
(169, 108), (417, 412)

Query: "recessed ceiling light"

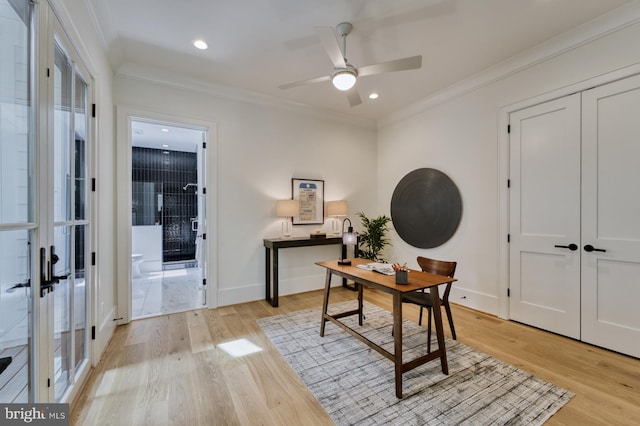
(161, 128), (170, 133)
(369, 93), (379, 100)
(162, 144), (169, 148)
(193, 40), (208, 50)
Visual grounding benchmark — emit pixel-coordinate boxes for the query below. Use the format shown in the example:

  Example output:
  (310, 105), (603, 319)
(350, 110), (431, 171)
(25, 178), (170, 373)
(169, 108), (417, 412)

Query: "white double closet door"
(509, 74), (640, 358)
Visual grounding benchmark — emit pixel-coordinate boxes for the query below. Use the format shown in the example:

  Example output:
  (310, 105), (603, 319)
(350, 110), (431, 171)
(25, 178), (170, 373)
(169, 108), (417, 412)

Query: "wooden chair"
(402, 256), (457, 352)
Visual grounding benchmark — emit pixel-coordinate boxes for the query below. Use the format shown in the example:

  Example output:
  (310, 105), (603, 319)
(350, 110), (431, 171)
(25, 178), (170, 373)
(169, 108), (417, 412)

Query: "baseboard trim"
(218, 274), (340, 307)
(92, 305), (117, 366)
(449, 287), (498, 317)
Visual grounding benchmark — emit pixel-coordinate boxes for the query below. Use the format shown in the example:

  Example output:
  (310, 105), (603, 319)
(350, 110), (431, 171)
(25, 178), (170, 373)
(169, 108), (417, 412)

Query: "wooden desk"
(264, 236), (345, 307)
(316, 258), (457, 398)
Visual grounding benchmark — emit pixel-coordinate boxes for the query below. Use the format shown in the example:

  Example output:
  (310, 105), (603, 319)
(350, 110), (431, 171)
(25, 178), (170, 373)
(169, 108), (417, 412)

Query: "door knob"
(554, 244), (578, 251)
(584, 244), (606, 253)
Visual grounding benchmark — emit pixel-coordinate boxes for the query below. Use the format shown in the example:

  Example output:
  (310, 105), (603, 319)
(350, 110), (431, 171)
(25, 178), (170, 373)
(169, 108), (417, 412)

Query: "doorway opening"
(130, 119), (207, 319)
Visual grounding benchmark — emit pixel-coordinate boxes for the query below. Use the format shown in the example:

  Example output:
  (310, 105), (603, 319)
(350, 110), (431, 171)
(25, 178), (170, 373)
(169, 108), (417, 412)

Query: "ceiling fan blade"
(315, 26), (346, 68)
(347, 89), (362, 107)
(278, 75), (331, 90)
(357, 55), (422, 77)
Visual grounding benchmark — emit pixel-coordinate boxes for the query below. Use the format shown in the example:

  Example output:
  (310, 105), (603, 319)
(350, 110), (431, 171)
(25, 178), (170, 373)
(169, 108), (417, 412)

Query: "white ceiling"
(87, 0), (635, 121)
(131, 120), (202, 153)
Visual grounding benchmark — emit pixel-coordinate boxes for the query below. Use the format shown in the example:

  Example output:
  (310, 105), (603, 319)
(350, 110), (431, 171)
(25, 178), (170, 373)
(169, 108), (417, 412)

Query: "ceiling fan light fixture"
(193, 39), (208, 50)
(280, 22), (420, 109)
(332, 69), (357, 91)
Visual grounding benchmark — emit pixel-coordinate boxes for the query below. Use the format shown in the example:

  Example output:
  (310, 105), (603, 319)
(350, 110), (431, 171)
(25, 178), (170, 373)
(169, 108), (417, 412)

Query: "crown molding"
(115, 63), (377, 131)
(47, 0), (98, 74)
(82, 0), (108, 50)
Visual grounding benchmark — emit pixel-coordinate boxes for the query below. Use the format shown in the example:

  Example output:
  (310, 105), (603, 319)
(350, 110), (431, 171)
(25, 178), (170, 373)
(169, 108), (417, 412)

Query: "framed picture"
(292, 178), (324, 225)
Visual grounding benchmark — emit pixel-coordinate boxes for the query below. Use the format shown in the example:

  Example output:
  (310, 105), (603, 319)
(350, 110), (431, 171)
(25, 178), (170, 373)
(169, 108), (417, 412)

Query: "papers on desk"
(357, 262), (396, 276)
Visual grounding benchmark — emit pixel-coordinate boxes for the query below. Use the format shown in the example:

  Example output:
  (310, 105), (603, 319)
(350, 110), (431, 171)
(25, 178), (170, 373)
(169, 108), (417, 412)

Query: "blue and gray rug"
(257, 301), (573, 425)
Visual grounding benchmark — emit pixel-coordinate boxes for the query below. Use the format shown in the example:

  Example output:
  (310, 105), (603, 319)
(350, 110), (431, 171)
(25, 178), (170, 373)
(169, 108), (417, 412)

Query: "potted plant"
(356, 212), (392, 262)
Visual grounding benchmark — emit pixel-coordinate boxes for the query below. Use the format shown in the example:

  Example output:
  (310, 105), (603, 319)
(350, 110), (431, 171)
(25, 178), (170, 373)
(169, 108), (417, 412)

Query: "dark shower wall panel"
(162, 152), (198, 262)
(132, 147), (197, 263)
(163, 186), (197, 263)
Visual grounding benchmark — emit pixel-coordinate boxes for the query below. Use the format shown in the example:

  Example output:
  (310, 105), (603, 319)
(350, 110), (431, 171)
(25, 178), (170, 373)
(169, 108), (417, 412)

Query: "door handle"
(51, 273), (70, 282)
(584, 244), (606, 253)
(554, 244), (578, 251)
(40, 282), (55, 297)
(39, 246), (68, 297)
(48, 245), (57, 284)
(49, 245), (69, 282)
(40, 247), (54, 297)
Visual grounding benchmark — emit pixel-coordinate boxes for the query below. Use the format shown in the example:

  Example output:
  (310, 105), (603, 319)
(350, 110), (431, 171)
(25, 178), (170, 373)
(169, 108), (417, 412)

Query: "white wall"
(114, 74), (378, 307)
(377, 16), (640, 315)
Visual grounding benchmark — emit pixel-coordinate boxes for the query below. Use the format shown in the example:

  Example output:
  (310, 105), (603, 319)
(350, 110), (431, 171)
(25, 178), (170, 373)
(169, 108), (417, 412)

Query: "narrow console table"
(264, 236), (345, 307)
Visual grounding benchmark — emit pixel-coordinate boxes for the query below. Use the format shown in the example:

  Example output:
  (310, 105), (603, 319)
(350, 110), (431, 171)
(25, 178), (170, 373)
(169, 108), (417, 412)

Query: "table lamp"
(326, 200), (347, 236)
(276, 199), (299, 238)
(338, 217), (357, 265)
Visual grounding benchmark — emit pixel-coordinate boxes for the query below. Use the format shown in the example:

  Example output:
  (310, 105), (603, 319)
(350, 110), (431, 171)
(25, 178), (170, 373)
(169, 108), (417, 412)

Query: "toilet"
(132, 253), (144, 278)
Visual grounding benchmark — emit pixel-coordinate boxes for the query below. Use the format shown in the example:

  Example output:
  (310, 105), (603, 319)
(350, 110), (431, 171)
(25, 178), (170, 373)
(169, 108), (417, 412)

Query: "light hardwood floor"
(71, 287), (640, 425)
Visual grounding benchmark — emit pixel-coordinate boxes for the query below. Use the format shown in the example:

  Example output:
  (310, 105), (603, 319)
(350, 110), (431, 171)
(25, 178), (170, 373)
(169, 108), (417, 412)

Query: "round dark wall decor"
(390, 168), (462, 249)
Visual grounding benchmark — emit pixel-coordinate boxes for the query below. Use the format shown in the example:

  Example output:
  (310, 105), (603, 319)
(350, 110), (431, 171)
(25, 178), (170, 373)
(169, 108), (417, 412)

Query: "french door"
(0, 0), (92, 403)
(45, 32), (91, 402)
(509, 74), (640, 358)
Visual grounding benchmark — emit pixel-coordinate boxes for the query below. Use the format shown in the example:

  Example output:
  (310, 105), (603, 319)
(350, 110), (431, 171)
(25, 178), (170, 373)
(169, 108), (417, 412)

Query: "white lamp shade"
(276, 199), (299, 217)
(343, 231), (358, 245)
(326, 200), (347, 217)
(332, 71), (356, 91)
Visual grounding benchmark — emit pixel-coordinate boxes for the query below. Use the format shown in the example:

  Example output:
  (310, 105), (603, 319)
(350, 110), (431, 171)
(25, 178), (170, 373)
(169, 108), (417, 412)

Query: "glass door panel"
(74, 73), (87, 222)
(0, 0), (34, 403)
(0, 230), (33, 403)
(0, 0), (33, 224)
(52, 226), (71, 402)
(53, 44), (72, 224)
(73, 225), (86, 370)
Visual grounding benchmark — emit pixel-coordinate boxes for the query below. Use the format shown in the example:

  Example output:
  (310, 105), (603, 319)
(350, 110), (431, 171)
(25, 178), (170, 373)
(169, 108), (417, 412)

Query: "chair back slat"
(416, 256), (456, 278)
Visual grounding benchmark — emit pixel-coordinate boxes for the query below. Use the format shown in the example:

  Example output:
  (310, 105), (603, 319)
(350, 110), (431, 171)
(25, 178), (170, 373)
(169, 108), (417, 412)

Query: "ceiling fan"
(279, 22), (422, 107)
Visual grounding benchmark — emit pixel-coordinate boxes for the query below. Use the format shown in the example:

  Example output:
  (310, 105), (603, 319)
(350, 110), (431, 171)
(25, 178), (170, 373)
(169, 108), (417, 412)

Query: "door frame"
(115, 106), (218, 324)
(497, 63), (640, 320)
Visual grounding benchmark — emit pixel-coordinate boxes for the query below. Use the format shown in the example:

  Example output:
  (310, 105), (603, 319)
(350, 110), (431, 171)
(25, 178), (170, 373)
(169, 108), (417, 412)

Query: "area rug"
(257, 301), (573, 426)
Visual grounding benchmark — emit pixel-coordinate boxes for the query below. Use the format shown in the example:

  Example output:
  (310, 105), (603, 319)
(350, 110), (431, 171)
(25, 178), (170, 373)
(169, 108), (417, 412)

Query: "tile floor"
(132, 266), (204, 319)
